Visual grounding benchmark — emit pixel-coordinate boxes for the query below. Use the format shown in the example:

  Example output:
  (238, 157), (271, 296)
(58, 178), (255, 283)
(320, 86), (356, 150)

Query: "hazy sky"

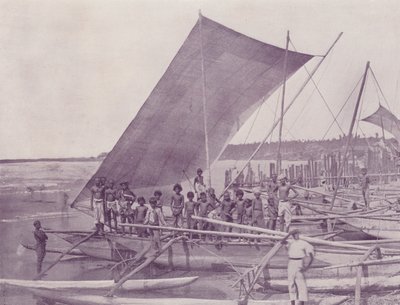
(0, 0), (399, 159)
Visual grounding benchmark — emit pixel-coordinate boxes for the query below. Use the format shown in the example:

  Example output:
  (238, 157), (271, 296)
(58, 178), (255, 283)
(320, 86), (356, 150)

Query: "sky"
(0, 0), (399, 159)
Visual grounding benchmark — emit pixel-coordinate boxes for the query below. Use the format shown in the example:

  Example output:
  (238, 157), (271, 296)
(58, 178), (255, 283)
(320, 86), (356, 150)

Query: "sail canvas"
(72, 16), (313, 208)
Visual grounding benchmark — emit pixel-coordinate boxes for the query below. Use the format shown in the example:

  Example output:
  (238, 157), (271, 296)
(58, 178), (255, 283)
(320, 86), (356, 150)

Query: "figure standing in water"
(33, 220), (48, 274)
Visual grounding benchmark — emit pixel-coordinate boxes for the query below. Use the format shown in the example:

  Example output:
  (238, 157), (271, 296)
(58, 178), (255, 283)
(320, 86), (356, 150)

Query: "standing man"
(104, 179), (118, 232)
(90, 177), (105, 234)
(251, 190), (265, 228)
(359, 168), (370, 209)
(265, 174), (279, 230)
(144, 197), (167, 252)
(281, 229), (314, 305)
(194, 168), (207, 199)
(118, 182), (136, 235)
(33, 220), (48, 274)
(277, 175), (299, 232)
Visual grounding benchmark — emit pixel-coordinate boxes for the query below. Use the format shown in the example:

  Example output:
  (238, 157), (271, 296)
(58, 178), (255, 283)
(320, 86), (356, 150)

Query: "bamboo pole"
(191, 216), (371, 251)
(355, 246), (379, 305)
(106, 236), (186, 296)
(292, 185), (353, 203)
(119, 223), (278, 241)
(198, 11), (211, 188)
(276, 31), (290, 175)
(322, 256), (400, 270)
(330, 62), (370, 210)
(34, 230), (97, 280)
(236, 233), (290, 301)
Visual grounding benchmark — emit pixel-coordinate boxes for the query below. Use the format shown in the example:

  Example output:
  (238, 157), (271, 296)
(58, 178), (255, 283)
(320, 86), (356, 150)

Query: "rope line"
(290, 40), (345, 136)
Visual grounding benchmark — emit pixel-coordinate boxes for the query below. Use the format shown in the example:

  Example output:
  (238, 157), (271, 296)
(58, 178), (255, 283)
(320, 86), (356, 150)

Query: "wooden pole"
(330, 61), (370, 210)
(198, 11), (212, 188)
(277, 31), (290, 175)
(34, 231), (97, 280)
(221, 33), (343, 197)
(191, 216), (372, 251)
(106, 236), (186, 296)
(355, 246), (379, 305)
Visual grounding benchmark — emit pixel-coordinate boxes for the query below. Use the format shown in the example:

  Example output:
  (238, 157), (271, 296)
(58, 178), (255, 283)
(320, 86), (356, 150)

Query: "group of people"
(89, 168), (301, 240)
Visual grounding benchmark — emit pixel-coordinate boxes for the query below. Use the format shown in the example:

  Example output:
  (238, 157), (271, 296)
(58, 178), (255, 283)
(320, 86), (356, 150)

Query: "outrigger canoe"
(30, 289), (349, 305)
(0, 276), (198, 292)
(263, 274), (400, 293)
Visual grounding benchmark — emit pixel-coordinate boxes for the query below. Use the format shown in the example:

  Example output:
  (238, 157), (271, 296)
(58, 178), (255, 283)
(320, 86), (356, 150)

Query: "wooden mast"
(221, 32), (343, 196)
(329, 61), (370, 210)
(276, 31), (290, 175)
(199, 11), (212, 188)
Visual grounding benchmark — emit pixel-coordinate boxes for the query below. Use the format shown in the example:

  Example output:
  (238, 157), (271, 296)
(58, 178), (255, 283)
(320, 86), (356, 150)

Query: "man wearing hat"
(281, 229), (314, 305)
(33, 220), (48, 274)
(277, 174), (299, 232)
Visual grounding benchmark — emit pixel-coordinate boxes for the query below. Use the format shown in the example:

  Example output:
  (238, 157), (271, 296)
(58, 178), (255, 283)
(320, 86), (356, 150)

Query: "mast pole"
(199, 10), (212, 188)
(277, 31), (290, 175)
(329, 61), (370, 210)
(220, 32), (343, 197)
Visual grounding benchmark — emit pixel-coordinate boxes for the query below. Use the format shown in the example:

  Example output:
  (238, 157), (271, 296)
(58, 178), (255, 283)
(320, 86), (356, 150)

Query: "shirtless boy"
(184, 191), (197, 230)
(118, 182), (136, 235)
(196, 192), (214, 231)
(170, 183), (184, 228)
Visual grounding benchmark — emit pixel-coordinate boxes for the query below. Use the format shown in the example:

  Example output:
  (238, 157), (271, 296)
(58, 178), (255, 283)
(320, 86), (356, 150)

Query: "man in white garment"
(281, 229), (314, 305)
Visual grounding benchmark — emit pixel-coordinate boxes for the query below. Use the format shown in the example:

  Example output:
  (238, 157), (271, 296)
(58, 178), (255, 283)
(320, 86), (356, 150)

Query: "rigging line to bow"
(322, 74), (364, 140)
(290, 39), (345, 136)
(369, 66), (394, 113)
(286, 42), (334, 134)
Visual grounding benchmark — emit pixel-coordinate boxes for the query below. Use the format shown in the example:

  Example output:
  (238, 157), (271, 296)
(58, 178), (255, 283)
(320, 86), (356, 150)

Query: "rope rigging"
(321, 75), (364, 140)
(289, 39), (346, 136)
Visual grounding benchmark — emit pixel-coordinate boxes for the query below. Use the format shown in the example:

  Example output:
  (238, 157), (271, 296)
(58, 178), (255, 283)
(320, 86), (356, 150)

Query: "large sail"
(362, 105), (400, 143)
(72, 16), (313, 208)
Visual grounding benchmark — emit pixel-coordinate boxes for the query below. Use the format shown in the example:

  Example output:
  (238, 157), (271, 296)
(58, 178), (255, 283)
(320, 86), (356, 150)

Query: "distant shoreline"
(0, 157), (102, 164)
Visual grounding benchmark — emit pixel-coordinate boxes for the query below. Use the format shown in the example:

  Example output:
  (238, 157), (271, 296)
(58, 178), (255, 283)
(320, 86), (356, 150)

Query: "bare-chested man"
(104, 179), (118, 232)
(90, 177), (105, 233)
(184, 191), (197, 230)
(277, 175), (299, 232)
(196, 192), (215, 231)
(118, 182), (136, 235)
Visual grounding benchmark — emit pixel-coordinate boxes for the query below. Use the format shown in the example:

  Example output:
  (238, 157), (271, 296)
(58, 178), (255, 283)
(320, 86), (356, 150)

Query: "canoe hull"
(30, 289), (349, 305)
(0, 277), (198, 292)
